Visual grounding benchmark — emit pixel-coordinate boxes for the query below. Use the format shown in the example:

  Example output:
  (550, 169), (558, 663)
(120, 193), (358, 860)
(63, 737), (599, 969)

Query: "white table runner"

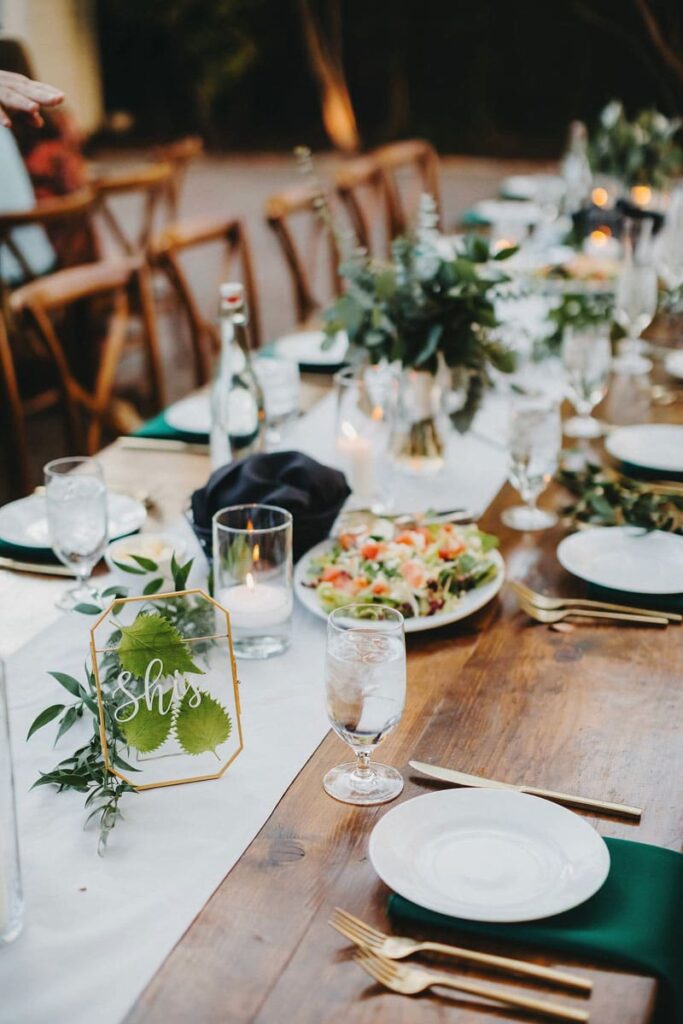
(0, 392), (510, 1024)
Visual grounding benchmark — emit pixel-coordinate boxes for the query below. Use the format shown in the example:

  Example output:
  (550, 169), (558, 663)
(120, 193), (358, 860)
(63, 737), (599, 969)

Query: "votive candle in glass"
(213, 504), (293, 660)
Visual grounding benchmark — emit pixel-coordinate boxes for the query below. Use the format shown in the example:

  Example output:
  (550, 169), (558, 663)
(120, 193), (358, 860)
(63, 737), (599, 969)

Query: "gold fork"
(330, 908), (591, 992)
(518, 596), (669, 627)
(511, 580), (681, 624)
(354, 947), (589, 1022)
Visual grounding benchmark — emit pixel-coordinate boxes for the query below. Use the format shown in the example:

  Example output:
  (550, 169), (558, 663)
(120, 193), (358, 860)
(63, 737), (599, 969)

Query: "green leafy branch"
(558, 462), (683, 533)
(26, 551), (213, 856)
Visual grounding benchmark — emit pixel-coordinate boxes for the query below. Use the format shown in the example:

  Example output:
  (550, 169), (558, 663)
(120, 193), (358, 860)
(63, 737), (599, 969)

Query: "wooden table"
(73, 391), (683, 1022)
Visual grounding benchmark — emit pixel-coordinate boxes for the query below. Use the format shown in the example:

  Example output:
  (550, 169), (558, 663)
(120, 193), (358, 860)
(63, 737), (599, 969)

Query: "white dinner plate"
(0, 492), (147, 551)
(557, 526), (683, 595)
(272, 330), (348, 369)
(664, 350), (683, 381)
(605, 424), (683, 474)
(294, 542), (504, 633)
(369, 788), (609, 923)
(500, 173), (565, 202)
(470, 199), (541, 226)
(164, 393), (210, 436)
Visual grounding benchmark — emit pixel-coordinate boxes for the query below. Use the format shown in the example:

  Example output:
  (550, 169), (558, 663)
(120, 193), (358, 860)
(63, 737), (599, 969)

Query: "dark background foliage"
(98, 0), (683, 154)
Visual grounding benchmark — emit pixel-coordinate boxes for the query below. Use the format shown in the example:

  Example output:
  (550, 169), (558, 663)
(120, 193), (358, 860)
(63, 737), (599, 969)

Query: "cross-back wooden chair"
(264, 183), (342, 326)
(0, 187), (98, 289)
(8, 259), (164, 470)
(335, 153), (392, 256)
(373, 139), (442, 236)
(90, 162), (174, 258)
(150, 215), (260, 387)
(152, 137), (204, 220)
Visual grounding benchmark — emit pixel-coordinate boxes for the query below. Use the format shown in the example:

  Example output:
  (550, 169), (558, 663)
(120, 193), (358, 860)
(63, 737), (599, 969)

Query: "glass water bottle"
(0, 659), (23, 945)
(210, 282), (265, 469)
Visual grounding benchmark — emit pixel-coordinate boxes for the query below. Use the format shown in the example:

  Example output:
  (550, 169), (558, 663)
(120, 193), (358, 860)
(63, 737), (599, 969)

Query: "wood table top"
(94, 386), (683, 1023)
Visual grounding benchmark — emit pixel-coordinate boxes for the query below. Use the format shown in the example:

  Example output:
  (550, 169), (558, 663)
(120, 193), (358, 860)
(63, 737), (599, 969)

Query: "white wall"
(1, 0), (103, 132)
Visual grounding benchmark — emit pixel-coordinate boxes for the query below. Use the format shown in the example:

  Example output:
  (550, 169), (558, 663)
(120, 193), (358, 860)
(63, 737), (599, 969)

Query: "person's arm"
(0, 70), (64, 128)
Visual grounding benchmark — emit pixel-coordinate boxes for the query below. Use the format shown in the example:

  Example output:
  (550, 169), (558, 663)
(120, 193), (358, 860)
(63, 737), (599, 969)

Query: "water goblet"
(253, 355), (300, 447)
(324, 604), (406, 806)
(562, 327), (612, 438)
(502, 393), (561, 531)
(613, 260), (657, 376)
(44, 457), (108, 610)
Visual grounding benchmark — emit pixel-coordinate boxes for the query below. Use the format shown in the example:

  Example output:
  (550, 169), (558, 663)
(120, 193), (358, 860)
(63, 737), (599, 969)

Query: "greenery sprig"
(558, 462), (683, 533)
(588, 100), (682, 190)
(26, 552), (226, 856)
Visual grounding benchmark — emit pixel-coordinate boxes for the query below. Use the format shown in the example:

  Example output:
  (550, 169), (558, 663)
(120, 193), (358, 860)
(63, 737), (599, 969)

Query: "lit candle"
(337, 420), (375, 499)
(583, 227), (620, 259)
(217, 573), (292, 630)
(591, 186), (609, 208)
(630, 185), (652, 208)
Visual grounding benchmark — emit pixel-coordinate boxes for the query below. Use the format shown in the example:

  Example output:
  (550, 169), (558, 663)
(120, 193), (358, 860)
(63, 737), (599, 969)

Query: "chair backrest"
(152, 136), (204, 219)
(264, 183), (342, 326)
(150, 214), (260, 386)
(372, 139), (442, 236)
(91, 162), (174, 257)
(0, 187), (97, 287)
(335, 153), (391, 256)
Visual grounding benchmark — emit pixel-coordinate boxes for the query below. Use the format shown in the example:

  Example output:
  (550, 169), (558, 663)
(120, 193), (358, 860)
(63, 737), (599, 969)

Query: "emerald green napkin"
(133, 411), (207, 444)
(388, 838), (683, 1024)
(586, 584), (683, 614)
(0, 539), (58, 564)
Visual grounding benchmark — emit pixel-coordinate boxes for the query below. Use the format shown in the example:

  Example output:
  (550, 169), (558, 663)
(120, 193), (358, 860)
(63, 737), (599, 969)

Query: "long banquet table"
(2, 382), (682, 1024)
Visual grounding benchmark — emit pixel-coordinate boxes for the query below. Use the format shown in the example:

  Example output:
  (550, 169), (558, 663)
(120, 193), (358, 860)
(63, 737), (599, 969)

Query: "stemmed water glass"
(502, 393), (561, 531)
(613, 243), (658, 376)
(562, 327), (612, 438)
(44, 457), (108, 610)
(324, 604), (406, 806)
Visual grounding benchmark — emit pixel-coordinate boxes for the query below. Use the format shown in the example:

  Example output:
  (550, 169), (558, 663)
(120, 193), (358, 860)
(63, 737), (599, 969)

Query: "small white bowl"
(104, 533), (188, 592)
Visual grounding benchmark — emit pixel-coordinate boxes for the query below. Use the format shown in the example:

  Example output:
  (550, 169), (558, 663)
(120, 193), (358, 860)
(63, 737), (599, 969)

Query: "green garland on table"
(26, 552), (219, 856)
(588, 100), (682, 190)
(558, 463), (683, 533)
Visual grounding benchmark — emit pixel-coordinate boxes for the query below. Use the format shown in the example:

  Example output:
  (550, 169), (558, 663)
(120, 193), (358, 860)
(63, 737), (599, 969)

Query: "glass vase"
(0, 659), (23, 944)
(389, 366), (446, 476)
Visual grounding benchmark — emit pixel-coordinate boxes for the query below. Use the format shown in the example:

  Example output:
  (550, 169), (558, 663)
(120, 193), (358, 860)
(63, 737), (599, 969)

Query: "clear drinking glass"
(502, 393), (561, 531)
(213, 504), (293, 659)
(253, 356), (301, 447)
(335, 364), (397, 512)
(0, 659), (23, 944)
(613, 259), (658, 376)
(562, 327), (612, 438)
(324, 604), (406, 806)
(44, 457), (108, 610)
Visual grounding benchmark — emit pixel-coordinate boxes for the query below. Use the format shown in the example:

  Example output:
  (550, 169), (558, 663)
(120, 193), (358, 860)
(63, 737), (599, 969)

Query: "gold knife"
(409, 760), (642, 819)
(117, 437), (210, 455)
(0, 556), (75, 577)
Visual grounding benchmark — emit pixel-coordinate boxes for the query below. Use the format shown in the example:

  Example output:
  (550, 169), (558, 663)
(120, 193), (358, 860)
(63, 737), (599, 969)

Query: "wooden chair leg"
(86, 292), (129, 454)
(134, 263), (166, 411)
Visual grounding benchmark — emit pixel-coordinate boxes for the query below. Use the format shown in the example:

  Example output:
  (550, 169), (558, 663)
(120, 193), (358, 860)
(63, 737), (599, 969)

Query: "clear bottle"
(561, 121), (592, 213)
(210, 283), (265, 469)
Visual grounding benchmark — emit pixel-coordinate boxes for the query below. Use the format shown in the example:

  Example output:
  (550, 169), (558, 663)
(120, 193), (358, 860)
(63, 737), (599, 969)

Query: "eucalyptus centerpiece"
(589, 100), (682, 199)
(324, 199), (516, 474)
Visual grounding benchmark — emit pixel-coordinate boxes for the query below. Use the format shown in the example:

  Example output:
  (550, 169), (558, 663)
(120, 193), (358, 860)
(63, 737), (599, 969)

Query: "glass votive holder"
(212, 504), (293, 660)
(334, 364), (397, 513)
(0, 659), (23, 944)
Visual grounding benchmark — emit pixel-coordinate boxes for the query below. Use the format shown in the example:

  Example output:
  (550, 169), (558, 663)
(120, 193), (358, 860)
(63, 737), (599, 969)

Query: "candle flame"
(589, 228), (610, 248)
(340, 419), (357, 440)
(252, 543), (260, 563)
(591, 186), (609, 208)
(246, 572), (255, 591)
(371, 405), (383, 422)
(246, 518), (254, 532)
(631, 185), (652, 208)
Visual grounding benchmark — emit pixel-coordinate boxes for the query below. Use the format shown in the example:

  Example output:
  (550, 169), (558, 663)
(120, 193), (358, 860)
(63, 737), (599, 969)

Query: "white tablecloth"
(0, 392), (511, 1024)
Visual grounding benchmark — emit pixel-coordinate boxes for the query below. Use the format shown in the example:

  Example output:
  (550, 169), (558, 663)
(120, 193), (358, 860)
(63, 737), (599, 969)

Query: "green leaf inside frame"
(174, 690), (232, 757)
(117, 613), (204, 679)
(118, 697), (174, 753)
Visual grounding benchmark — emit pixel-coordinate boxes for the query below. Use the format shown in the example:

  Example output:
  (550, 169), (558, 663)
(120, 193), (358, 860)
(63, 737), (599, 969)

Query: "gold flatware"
(409, 760), (643, 820)
(331, 907), (591, 993)
(511, 580), (681, 624)
(117, 437), (210, 455)
(354, 948), (589, 1022)
(0, 556), (75, 577)
(518, 597), (669, 628)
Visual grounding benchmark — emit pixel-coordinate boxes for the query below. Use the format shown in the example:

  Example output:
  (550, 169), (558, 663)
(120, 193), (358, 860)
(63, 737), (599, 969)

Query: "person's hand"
(0, 70), (64, 128)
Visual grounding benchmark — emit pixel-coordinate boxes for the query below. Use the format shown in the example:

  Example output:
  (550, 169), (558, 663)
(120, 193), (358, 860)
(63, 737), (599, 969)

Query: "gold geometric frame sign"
(89, 588), (243, 791)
